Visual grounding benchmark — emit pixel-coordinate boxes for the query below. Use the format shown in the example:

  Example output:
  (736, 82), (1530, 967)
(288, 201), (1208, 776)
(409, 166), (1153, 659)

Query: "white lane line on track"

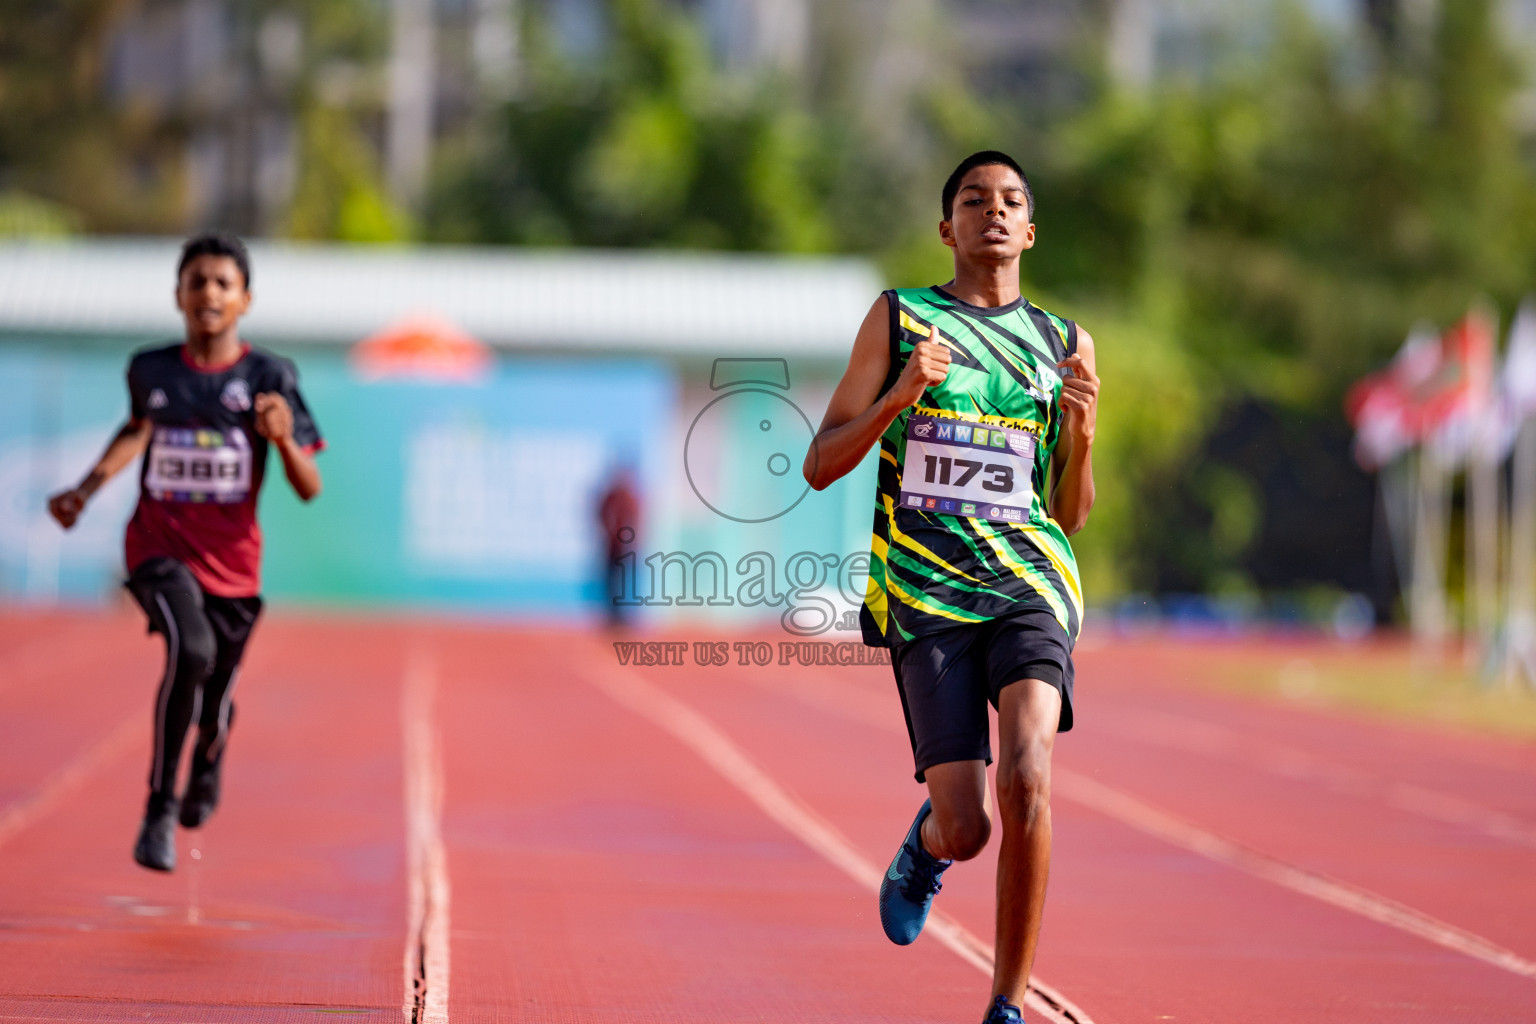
(1389, 783), (1536, 849)
(1054, 769), (1536, 982)
(778, 665), (1536, 985)
(403, 653), (451, 1024)
(585, 659), (1096, 1024)
(1094, 708), (1536, 850)
(0, 716), (139, 851)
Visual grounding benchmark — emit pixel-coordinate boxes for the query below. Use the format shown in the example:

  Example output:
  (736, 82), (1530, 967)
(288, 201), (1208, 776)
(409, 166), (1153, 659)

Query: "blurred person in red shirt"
(597, 463), (641, 630)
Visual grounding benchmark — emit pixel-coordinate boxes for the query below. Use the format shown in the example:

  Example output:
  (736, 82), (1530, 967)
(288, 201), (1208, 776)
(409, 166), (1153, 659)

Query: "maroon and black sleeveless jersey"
(124, 343), (324, 597)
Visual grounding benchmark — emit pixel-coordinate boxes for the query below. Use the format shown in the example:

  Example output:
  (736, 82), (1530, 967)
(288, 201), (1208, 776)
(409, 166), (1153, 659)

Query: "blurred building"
(105, 1), (306, 234)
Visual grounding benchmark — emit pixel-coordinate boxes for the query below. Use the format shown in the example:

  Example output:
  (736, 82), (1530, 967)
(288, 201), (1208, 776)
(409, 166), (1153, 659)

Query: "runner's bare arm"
(1048, 329), (1098, 536)
(254, 392), (323, 501)
(47, 419), (153, 530)
(804, 299), (952, 491)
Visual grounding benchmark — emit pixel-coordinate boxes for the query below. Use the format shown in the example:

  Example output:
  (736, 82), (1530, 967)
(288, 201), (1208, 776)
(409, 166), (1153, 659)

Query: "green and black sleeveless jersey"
(860, 286), (1083, 647)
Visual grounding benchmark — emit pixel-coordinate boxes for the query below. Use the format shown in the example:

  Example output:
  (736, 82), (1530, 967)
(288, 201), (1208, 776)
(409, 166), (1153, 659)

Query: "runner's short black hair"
(942, 151), (1034, 221)
(178, 232), (251, 288)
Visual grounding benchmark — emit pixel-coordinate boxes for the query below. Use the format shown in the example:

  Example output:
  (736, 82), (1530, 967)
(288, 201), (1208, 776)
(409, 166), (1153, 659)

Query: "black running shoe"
(179, 759), (221, 829)
(133, 796), (178, 872)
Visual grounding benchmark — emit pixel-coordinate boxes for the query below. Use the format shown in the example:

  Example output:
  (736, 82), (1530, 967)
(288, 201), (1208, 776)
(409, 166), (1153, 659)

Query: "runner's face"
(176, 255), (250, 339)
(941, 164), (1035, 261)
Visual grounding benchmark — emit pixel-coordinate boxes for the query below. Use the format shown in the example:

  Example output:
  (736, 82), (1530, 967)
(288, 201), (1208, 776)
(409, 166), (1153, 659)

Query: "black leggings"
(126, 558), (262, 803)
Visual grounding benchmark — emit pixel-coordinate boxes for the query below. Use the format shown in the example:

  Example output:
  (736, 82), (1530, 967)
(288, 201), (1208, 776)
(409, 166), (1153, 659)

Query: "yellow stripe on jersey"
(885, 573), (987, 625)
(973, 520), (1071, 630)
(898, 309), (928, 336)
(884, 494), (985, 585)
(866, 533), (891, 635)
(1020, 523), (1083, 614)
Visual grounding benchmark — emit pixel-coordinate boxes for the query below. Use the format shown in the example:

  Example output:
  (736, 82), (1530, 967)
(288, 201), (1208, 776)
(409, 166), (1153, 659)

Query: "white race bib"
(899, 413), (1037, 523)
(145, 427), (252, 503)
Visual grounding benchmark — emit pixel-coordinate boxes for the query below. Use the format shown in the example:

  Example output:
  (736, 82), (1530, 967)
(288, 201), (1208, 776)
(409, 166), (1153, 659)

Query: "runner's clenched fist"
(253, 392), (294, 442)
(889, 324), (952, 409)
(48, 487), (88, 530)
(1056, 352), (1098, 447)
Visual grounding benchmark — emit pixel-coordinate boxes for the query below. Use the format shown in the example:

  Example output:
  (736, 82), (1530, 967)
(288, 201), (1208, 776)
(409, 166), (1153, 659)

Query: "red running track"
(1, 611), (1534, 1022)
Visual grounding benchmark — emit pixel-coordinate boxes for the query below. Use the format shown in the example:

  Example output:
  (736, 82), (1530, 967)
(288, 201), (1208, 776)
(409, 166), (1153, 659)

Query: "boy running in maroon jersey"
(48, 233), (324, 872)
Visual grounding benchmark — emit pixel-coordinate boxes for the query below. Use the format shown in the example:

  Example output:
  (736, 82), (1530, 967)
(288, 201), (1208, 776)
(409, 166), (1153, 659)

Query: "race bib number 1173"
(899, 414), (1037, 524)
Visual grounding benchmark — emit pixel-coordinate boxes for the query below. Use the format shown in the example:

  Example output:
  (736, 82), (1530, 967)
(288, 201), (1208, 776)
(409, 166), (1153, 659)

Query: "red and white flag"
(1346, 309), (1497, 470)
(1429, 308), (1497, 461)
(1347, 326), (1440, 470)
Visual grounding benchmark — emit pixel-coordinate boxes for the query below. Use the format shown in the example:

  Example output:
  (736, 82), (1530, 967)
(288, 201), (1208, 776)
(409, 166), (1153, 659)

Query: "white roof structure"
(0, 238), (883, 355)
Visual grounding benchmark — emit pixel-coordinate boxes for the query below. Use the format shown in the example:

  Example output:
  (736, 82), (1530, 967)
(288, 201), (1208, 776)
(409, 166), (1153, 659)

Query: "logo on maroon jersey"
(221, 378), (252, 412)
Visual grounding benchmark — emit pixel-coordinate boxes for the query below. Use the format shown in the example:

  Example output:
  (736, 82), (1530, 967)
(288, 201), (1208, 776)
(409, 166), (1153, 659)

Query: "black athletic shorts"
(125, 557), (263, 653)
(889, 606), (1075, 782)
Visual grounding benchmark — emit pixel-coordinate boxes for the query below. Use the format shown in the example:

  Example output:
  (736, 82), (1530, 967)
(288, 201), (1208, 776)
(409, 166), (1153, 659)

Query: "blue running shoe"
(982, 995), (1024, 1022)
(878, 798), (952, 945)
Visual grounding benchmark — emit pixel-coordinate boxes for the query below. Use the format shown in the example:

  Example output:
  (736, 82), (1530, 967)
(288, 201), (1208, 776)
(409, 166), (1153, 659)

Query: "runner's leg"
(989, 677), (1061, 1007)
(122, 561), (217, 869)
(894, 627), (994, 862)
(133, 564), (218, 808)
(179, 596), (260, 828)
(920, 759), (991, 862)
(192, 596), (262, 769)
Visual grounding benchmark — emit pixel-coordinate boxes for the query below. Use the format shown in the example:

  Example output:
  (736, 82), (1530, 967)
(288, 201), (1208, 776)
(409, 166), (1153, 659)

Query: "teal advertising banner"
(0, 344), (677, 614)
(0, 341), (882, 632)
(0, 345), (143, 603)
(260, 355), (677, 611)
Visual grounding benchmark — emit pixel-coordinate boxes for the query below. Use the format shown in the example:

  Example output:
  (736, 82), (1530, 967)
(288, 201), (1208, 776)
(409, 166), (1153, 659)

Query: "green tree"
(1027, 3), (1536, 601)
(0, 0), (394, 237)
(0, 0), (184, 232)
(427, 0), (988, 257)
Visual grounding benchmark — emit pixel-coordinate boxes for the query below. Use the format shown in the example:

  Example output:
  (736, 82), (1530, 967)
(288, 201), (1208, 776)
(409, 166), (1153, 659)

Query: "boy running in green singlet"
(803, 151), (1099, 1023)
